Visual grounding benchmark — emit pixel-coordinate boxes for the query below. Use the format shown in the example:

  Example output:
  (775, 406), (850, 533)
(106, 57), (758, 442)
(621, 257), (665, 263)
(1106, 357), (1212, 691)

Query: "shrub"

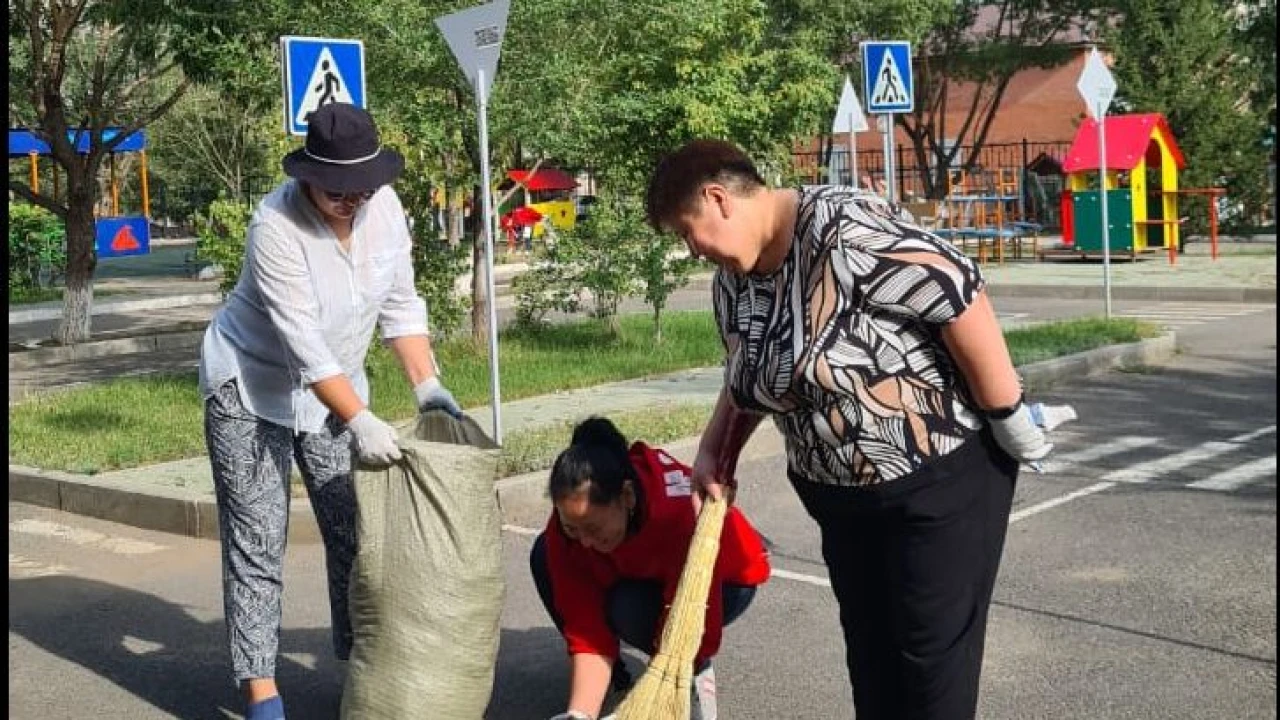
(510, 194), (694, 338)
(8, 202), (66, 301)
(192, 198), (252, 296)
(410, 230), (471, 338)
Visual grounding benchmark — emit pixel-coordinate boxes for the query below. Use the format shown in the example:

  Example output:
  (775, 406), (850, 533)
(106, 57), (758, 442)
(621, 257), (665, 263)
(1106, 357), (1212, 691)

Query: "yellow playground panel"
(1061, 113), (1186, 259)
(506, 168), (579, 238)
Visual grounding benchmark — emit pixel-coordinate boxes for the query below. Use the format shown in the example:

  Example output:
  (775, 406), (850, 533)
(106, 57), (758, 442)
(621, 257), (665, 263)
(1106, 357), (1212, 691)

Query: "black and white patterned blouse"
(713, 185), (987, 486)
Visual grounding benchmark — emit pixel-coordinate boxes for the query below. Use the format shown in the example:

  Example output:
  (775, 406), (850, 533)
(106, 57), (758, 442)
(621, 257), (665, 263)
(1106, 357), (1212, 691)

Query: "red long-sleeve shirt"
(543, 442), (771, 664)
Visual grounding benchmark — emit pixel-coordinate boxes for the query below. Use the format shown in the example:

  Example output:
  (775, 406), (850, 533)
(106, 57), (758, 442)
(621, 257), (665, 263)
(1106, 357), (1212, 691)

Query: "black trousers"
(789, 430), (1018, 720)
(529, 533), (756, 663)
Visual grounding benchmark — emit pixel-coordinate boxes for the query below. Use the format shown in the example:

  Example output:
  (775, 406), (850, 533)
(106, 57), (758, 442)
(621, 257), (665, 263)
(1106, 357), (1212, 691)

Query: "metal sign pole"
(1097, 104), (1112, 318)
(476, 68), (502, 441)
(881, 114), (896, 204)
(849, 122), (859, 190)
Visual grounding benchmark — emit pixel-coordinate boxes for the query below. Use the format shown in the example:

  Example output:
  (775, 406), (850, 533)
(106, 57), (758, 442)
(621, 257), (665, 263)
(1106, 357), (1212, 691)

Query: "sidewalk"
(10, 243), (1275, 332)
(9, 332), (1178, 543)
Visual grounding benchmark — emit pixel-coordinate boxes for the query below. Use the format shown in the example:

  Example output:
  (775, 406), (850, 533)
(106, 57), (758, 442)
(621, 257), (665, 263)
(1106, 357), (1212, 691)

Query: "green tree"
(145, 83), (283, 221)
(1105, 0), (1270, 229)
(897, 0), (1096, 199)
(9, 0), (193, 344)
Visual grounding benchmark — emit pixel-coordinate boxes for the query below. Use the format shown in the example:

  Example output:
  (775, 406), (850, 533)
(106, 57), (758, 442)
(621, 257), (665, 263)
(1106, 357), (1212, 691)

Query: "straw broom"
(613, 496), (729, 720)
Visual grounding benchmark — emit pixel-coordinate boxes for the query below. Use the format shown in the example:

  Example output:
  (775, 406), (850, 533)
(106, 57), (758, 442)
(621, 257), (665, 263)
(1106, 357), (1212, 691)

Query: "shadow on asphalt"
(9, 575), (576, 719)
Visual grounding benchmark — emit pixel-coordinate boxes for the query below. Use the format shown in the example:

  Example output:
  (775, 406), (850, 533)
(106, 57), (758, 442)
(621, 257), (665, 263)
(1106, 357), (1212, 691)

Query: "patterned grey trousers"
(204, 380), (358, 682)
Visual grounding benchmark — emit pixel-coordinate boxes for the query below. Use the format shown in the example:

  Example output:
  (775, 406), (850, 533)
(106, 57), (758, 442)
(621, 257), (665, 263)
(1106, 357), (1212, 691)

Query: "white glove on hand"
(988, 400), (1053, 464)
(347, 409), (402, 466)
(413, 376), (462, 418)
(548, 712), (595, 720)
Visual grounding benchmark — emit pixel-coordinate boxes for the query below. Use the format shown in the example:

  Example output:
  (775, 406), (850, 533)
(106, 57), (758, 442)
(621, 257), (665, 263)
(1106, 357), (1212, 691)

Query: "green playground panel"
(1072, 189), (1135, 253)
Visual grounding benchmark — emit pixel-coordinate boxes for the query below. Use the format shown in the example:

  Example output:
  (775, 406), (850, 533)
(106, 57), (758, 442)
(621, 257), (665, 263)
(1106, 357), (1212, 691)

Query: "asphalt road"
(8, 303), (1275, 719)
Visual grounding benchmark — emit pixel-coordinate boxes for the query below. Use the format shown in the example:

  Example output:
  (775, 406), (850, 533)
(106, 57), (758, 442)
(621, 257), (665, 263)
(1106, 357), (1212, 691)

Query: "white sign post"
(861, 42), (914, 204)
(1077, 47), (1119, 319)
(436, 0), (511, 442)
(831, 75), (869, 188)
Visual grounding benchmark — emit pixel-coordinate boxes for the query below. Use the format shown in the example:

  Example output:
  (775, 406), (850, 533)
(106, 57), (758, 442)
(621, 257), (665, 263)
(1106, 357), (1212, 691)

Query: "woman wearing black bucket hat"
(197, 102), (461, 720)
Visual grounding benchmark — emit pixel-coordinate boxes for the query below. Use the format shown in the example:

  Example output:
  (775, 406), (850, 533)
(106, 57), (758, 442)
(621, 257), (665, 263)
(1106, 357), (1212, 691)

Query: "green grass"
(9, 311), (723, 474)
(1005, 316), (1158, 366)
(9, 287), (126, 305)
(8, 313), (1158, 474)
(496, 402), (715, 477)
(9, 287), (64, 305)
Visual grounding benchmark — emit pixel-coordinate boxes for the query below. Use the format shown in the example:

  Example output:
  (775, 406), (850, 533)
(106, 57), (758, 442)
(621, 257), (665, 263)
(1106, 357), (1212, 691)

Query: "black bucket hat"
(281, 103), (404, 193)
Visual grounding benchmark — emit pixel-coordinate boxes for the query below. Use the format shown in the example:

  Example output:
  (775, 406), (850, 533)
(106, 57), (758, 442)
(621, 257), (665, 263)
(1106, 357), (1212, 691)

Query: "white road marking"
(1099, 426), (1276, 485)
(1009, 482), (1117, 523)
(1188, 456), (1278, 491)
(8, 553), (70, 579)
(770, 567), (831, 588)
(280, 652), (318, 670)
(1230, 425), (1278, 444)
(1100, 442), (1240, 484)
(1015, 426), (1277, 522)
(501, 425), (1278, 587)
(1041, 436), (1162, 472)
(121, 635), (166, 655)
(10, 518), (168, 555)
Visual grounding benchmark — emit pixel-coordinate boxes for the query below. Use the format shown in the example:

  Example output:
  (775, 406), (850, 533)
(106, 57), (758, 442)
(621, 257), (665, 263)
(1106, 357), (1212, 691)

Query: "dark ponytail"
(548, 417), (637, 505)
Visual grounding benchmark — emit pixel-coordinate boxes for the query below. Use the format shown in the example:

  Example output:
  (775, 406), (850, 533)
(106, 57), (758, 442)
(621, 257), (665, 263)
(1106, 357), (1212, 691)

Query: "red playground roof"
(507, 168), (579, 191)
(1062, 113), (1186, 173)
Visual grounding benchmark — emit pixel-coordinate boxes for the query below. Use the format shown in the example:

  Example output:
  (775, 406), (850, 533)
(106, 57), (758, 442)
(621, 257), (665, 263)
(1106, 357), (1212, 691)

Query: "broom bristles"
(614, 497), (729, 720)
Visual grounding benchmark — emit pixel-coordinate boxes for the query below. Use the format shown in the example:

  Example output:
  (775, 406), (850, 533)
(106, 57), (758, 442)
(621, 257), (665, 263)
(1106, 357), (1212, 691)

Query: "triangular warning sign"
(294, 47), (355, 127)
(111, 225), (140, 252)
(871, 51), (910, 107)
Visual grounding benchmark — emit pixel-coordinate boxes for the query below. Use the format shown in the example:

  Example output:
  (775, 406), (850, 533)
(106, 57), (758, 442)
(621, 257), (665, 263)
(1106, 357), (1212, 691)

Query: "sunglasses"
(321, 188), (377, 204)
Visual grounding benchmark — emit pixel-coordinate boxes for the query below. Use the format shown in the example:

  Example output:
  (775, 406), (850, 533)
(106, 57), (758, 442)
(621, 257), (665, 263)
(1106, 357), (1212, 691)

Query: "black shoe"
(610, 659), (633, 693)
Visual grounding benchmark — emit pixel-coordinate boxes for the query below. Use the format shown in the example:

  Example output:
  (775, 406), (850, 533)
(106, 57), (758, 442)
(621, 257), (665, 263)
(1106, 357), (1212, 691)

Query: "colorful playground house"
(499, 167), (579, 243)
(1060, 112), (1188, 260)
(8, 127), (152, 259)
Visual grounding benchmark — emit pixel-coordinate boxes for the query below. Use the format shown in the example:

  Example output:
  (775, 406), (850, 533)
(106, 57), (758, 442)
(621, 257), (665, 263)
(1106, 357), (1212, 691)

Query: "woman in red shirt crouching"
(530, 417), (771, 720)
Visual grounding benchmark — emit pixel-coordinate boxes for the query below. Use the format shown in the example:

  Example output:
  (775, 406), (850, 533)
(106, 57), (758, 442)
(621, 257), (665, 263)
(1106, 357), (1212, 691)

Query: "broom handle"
(654, 497), (729, 664)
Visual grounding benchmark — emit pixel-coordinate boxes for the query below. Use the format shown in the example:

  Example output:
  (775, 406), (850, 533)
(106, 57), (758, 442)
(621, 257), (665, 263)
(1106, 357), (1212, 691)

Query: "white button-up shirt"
(198, 179), (429, 432)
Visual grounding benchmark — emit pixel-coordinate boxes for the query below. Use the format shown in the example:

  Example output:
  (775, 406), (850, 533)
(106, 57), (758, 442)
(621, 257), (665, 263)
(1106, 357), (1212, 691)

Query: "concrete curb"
(9, 326), (208, 370)
(8, 332), (1177, 542)
(8, 292), (223, 324)
(987, 284), (1276, 303)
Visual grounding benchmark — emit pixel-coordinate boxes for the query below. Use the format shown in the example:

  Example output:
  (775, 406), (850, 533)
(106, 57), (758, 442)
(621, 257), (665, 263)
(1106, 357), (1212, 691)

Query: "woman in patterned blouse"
(645, 139), (1052, 719)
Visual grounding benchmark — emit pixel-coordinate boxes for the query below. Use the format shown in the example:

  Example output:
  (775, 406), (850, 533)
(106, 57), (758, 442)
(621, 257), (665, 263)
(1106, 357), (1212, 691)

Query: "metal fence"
(793, 139), (1074, 228)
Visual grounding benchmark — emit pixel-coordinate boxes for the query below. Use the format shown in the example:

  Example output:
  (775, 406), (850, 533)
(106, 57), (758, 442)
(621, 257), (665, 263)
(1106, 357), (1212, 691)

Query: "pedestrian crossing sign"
(280, 36), (367, 136)
(860, 41), (914, 114)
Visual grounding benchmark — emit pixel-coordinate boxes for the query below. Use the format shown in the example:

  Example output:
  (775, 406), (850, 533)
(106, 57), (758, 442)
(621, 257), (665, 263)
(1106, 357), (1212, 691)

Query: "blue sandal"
(245, 695), (285, 720)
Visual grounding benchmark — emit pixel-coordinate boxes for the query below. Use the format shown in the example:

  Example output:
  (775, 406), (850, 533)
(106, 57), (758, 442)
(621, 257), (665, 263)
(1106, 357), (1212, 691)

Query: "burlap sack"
(340, 411), (503, 720)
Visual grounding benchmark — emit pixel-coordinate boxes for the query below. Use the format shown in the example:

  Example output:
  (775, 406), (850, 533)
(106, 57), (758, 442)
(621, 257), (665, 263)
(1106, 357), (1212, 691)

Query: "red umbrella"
(502, 205), (544, 228)
(506, 168), (579, 192)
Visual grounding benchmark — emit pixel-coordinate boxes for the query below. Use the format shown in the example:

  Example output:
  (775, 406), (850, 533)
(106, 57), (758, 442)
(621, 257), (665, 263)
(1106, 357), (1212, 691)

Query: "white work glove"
(413, 376), (462, 418)
(987, 398), (1053, 465)
(548, 712), (595, 720)
(347, 409), (402, 466)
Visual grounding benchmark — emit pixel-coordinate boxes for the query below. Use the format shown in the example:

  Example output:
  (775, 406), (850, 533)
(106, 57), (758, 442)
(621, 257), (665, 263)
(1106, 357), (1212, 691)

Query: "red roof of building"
(507, 168), (579, 191)
(1062, 113), (1186, 173)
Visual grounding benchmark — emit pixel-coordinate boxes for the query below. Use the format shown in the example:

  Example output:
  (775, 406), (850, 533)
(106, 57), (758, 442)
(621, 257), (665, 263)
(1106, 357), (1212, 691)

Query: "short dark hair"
(547, 417), (637, 505)
(645, 139), (767, 231)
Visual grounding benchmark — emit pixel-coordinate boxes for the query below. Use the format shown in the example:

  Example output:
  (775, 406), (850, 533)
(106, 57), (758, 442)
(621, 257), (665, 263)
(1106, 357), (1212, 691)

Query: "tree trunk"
(448, 200), (464, 247)
(470, 185), (491, 350)
(56, 194), (97, 345)
(652, 305), (663, 343)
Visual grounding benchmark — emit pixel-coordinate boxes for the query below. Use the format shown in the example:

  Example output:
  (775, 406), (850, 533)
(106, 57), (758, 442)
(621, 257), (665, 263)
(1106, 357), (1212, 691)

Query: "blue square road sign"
(95, 216), (150, 259)
(861, 41), (914, 114)
(281, 36), (367, 136)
